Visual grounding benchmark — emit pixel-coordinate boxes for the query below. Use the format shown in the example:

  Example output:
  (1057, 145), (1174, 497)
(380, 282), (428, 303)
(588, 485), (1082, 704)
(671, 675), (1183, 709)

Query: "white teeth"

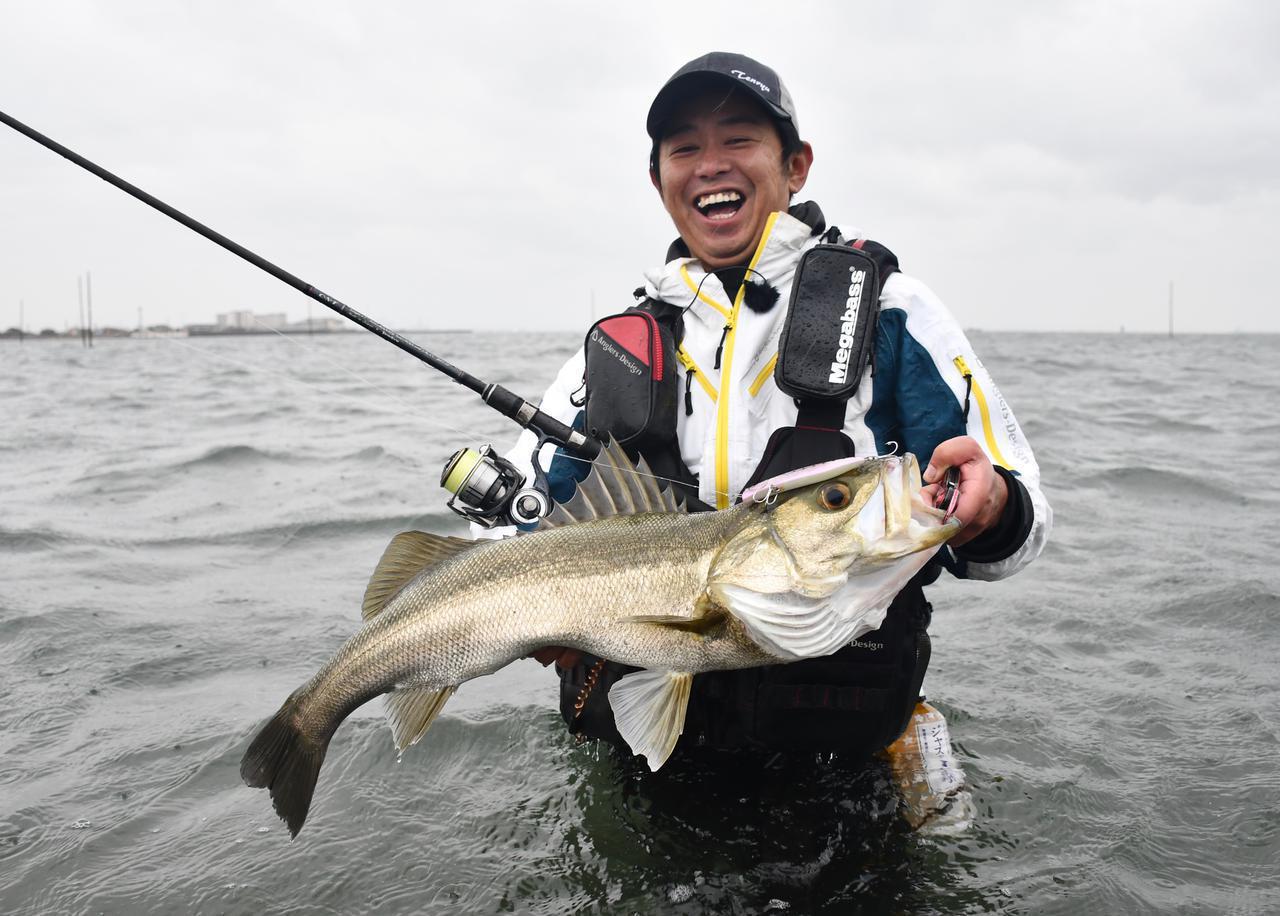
(696, 191), (742, 209)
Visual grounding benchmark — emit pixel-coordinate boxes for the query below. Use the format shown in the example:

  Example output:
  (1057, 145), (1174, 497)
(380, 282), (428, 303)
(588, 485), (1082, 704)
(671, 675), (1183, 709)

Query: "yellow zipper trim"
(677, 346), (718, 402)
(953, 355), (1011, 470)
(714, 211), (779, 507)
(679, 264), (732, 319)
(748, 353), (778, 397)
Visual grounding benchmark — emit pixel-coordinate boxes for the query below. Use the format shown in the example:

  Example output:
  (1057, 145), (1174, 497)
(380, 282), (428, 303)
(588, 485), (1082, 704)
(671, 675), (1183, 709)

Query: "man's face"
(652, 88), (813, 269)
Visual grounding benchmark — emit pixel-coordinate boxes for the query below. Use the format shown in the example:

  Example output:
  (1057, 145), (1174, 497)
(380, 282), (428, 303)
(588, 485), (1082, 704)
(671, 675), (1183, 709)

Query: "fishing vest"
(558, 227), (935, 760)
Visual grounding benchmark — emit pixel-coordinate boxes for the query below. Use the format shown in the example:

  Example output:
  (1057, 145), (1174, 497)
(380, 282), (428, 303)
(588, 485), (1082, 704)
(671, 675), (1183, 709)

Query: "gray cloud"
(2, 0), (1275, 335)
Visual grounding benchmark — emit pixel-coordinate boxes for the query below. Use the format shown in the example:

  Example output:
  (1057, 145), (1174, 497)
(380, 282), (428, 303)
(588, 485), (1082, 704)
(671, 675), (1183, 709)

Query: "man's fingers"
(530, 647), (560, 666)
(925, 436), (986, 483)
(530, 646), (576, 667)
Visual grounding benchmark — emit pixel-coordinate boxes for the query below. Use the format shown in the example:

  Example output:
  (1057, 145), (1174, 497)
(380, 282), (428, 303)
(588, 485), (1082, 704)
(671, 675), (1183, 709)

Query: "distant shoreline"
(0, 328), (474, 341)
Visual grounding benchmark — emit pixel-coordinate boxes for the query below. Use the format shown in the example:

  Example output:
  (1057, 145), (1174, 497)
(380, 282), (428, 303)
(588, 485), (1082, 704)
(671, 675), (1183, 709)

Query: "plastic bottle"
(884, 700), (967, 829)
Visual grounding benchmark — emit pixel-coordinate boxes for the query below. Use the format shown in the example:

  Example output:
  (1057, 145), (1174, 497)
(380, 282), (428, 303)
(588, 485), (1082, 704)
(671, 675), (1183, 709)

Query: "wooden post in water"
(85, 271), (94, 347)
(78, 275), (86, 347)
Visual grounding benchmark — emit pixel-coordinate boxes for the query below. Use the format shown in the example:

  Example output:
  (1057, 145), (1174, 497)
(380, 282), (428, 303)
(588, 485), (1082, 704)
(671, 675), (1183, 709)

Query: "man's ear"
(650, 166), (662, 193)
(786, 142), (814, 195)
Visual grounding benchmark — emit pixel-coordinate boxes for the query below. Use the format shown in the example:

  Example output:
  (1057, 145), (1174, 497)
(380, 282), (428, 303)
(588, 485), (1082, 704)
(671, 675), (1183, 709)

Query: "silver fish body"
(241, 445), (957, 836)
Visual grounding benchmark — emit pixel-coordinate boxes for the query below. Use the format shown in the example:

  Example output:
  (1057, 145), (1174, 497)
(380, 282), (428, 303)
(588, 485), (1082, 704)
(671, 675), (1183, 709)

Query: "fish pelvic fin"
(363, 532), (479, 619)
(384, 685), (456, 753)
(240, 693), (330, 838)
(608, 670), (693, 771)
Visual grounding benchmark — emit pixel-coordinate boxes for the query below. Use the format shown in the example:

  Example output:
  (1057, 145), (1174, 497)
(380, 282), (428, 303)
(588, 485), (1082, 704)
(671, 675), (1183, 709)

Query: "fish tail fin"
(240, 693), (331, 838)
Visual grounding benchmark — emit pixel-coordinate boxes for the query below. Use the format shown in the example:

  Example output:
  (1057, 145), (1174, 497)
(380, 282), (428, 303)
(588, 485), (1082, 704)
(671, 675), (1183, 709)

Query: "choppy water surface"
(1, 330), (1277, 915)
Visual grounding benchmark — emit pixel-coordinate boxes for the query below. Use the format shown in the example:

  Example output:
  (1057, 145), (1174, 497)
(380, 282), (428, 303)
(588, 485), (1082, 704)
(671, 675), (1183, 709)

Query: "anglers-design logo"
(591, 329), (642, 376)
(828, 266), (866, 385)
(730, 69), (771, 94)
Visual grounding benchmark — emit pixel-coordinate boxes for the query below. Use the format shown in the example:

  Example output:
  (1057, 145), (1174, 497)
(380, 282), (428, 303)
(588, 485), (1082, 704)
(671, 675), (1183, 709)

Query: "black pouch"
(749, 586), (932, 756)
(583, 310), (678, 450)
(774, 244), (881, 400)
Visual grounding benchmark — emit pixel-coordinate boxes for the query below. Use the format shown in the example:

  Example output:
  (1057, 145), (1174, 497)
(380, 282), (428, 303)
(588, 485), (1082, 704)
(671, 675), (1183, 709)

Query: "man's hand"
(920, 436), (1007, 546)
(529, 647), (582, 668)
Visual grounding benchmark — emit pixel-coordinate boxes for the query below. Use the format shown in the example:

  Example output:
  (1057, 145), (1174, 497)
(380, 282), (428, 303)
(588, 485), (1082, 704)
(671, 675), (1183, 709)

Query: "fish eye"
(818, 482), (851, 511)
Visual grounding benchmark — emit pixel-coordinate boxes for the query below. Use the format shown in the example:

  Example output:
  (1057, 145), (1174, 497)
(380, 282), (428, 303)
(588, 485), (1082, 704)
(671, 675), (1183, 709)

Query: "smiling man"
(510, 52), (1051, 779)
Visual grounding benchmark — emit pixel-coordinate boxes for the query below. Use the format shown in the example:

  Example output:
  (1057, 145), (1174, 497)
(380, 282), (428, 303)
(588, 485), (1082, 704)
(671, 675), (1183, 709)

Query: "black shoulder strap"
(790, 235), (898, 432)
(630, 293), (686, 346)
(741, 236), (900, 493)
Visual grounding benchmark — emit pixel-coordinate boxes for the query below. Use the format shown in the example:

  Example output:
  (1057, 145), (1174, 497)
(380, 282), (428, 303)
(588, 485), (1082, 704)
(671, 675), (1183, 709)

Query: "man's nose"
(694, 146), (730, 179)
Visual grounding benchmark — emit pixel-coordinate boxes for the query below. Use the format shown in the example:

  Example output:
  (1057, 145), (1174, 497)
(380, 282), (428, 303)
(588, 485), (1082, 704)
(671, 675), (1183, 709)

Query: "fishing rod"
(1, 106), (599, 526)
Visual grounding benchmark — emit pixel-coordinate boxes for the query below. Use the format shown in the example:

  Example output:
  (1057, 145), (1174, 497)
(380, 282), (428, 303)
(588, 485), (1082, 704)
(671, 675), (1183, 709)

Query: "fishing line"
(243, 314), (455, 424)
(232, 317), (720, 497)
(0, 107), (743, 510)
(0, 107), (594, 461)
(161, 336), (448, 431)
(161, 332), (720, 502)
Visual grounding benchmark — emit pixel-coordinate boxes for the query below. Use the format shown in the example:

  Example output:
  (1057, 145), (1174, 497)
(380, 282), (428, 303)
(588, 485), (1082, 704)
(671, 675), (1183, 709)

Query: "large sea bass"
(241, 442), (958, 835)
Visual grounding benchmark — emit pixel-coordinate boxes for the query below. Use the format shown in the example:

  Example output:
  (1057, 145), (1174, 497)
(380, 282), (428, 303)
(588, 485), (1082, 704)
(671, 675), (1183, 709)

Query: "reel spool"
(440, 445), (549, 527)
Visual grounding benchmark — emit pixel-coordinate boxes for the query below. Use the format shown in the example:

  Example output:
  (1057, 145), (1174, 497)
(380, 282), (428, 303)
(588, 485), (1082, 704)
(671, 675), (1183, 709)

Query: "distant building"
(215, 311), (287, 330)
(287, 317), (345, 333)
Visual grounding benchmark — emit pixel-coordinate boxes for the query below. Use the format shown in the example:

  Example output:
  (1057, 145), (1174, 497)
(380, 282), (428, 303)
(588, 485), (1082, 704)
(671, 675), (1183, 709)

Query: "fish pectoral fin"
(608, 670), (692, 771)
(627, 606), (728, 635)
(363, 532), (479, 620)
(626, 593), (728, 635)
(384, 685), (456, 753)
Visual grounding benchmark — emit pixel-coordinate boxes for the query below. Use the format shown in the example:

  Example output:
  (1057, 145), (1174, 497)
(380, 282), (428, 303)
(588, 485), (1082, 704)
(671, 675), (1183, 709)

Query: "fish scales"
(241, 447), (958, 836)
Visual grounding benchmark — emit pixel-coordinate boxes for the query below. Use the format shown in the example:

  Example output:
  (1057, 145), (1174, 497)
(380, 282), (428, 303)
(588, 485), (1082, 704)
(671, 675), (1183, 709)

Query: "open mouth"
(695, 190), (744, 221)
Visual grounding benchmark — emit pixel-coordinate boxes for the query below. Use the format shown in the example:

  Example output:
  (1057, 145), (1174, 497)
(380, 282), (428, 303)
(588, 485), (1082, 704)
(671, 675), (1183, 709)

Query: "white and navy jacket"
(500, 207), (1051, 582)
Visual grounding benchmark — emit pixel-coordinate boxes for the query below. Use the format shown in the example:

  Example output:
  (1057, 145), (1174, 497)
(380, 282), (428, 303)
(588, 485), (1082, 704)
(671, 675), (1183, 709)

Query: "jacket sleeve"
(881, 272), (1052, 581)
(468, 349), (586, 541)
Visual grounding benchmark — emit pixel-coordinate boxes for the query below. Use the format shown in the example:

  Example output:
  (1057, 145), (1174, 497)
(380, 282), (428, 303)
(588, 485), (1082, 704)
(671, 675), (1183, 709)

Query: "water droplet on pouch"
(667, 885), (694, 904)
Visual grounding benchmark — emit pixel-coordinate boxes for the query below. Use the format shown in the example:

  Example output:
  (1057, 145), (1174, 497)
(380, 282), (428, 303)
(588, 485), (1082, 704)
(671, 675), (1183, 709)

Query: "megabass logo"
(828, 266), (866, 384)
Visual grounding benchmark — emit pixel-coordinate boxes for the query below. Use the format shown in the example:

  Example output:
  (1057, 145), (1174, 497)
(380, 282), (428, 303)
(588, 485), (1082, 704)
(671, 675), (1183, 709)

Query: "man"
(503, 52), (1050, 763)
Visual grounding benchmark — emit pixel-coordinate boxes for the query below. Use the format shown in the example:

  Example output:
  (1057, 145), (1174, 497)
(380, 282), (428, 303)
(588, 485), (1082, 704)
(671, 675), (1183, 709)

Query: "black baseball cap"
(646, 52), (799, 142)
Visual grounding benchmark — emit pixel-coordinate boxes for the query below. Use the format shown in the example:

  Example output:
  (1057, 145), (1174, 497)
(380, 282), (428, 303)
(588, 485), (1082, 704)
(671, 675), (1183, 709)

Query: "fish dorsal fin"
(384, 685), (456, 752)
(362, 532), (478, 619)
(537, 437), (684, 530)
(608, 669), (692, 770)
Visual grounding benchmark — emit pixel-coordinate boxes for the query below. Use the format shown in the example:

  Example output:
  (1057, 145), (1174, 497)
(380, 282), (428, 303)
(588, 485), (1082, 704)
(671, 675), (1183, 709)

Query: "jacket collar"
(644, 203), (827, 318)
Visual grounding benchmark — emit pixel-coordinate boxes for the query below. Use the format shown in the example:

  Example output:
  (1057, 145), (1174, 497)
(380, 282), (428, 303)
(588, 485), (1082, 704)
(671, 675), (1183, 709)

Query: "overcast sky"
(2, 0), (1276, 334)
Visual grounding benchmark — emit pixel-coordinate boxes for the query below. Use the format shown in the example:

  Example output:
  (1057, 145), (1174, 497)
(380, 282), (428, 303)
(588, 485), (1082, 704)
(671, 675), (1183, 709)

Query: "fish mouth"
(846, 456), (958, 556)
(693, 188), (745, 222)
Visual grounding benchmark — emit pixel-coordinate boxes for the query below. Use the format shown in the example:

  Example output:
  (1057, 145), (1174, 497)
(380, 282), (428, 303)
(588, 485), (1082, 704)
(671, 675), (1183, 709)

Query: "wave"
(174, 444), (297, 470)
(1157, 581), (1279, 633)
(133, 512), (459, 549)
(1085, 466), (1245, 504)
(69, 444), (302, 492)
(0, 526), (73, 552)
(1099, 412), (1218, 435)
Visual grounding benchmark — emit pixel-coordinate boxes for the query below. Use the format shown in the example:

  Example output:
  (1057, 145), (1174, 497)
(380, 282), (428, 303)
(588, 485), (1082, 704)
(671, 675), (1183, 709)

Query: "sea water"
(1, 330), (1277, 915)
